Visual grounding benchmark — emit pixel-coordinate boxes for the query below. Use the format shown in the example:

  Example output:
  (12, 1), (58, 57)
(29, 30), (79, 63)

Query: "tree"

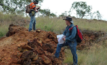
(71, 2), (92, 18)
(39, 9), (56, 17)
(59, 11), (68, 17)
(0, 0), (43, 14)
(50, 13), (56, 17)
(94, 11), (102, 20)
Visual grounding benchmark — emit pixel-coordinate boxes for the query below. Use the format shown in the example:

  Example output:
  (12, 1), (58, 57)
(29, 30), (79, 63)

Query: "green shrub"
(0, 32), (3, 38)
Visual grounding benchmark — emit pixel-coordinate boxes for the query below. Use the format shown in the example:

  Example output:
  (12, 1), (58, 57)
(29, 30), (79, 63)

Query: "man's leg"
(29, 14), (35, 31)
(55, 43), (68, 58)
(68, 43), (78, 65)
(33, 18), (36, 30)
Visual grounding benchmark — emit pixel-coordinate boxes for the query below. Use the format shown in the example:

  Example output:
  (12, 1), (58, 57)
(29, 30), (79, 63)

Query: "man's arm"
(65, 27), (76, 41)
(35, 7), (40, 12)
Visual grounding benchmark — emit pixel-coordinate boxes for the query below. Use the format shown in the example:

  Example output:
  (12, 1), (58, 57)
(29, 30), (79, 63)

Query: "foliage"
(0, 0), (43, 14)
(88, 11), (102, 20)
(0, 0), (57, 17)
(59, 11), (68, 17)
(93, 11), (102, 20)
(71, 2), (92, 18)
(39, 9), (56, 17)
(0, 32), (3, 38)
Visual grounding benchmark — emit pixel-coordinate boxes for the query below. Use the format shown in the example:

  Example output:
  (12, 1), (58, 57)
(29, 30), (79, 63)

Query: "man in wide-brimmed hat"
(54, 17), (78, 65)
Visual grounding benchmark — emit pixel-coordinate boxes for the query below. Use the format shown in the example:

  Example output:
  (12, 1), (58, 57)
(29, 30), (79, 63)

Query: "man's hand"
(37, 7), (40, 10)
(35, 7), (40, 12)
(63, 37), (66, 41)
(36, 10), (38, 12)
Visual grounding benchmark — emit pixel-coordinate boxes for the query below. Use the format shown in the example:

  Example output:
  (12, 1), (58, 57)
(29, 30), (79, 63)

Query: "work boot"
(52, 55), (64, 61)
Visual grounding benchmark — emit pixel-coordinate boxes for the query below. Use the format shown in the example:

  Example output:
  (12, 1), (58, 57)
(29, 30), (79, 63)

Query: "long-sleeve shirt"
(63, 24), (77, 43)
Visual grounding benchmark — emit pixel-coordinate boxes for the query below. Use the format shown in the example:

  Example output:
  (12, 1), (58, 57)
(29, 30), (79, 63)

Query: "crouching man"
(54, 17), (78, 65)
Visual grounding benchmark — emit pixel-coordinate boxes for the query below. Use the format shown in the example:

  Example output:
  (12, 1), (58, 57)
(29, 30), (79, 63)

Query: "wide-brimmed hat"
(63, 17), (73, 23)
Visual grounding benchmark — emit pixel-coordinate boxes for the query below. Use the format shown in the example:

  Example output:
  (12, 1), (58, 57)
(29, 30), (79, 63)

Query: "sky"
(40, 0), (107, 21)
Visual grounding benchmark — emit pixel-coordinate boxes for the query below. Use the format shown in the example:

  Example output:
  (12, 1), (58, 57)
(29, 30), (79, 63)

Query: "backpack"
(26, 5), (31, 13)
(69, 25), (83, 44)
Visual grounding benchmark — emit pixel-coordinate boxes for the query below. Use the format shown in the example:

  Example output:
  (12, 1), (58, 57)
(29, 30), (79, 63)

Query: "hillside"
(0, 13), (107, 65)
(0, 12), (107, 38)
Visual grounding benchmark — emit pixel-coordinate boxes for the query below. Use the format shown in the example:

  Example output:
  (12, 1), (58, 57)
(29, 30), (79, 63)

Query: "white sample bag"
(57, 34), (65, 44)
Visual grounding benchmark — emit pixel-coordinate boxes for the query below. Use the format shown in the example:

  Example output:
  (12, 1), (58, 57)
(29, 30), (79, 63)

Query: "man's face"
(65, 20), (70, 26)
(34, 2), (37, 4)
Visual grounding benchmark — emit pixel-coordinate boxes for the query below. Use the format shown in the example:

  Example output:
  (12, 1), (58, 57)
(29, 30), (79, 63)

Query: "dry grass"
(64, 40), (107, 65)
(36, 17), (107, 33)
(0, 13), (107, 65)
(0, 12), (29, 38)
(25, 17), (107, 34)
(0, 25), (8, 38)
(1, 13), (107, 37)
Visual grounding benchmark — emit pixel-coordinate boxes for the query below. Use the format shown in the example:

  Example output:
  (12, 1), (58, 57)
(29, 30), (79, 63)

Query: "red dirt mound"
(77, 30), (104, 49)
(0, 24), (104, 65)
(0, 24), (64, 65)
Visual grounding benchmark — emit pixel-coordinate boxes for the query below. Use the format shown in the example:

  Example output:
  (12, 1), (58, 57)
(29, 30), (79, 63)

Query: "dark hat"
(63, 17), (72, 22)
(34, 0), (38, 4)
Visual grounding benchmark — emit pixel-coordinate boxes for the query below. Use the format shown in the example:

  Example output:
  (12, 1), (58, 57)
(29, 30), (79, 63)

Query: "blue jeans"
(55, 41), (78, 65)
(29, 12), (36, 31)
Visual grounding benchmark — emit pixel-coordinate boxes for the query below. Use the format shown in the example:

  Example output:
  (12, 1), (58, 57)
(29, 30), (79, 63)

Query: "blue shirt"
(63, 24), (77, 43)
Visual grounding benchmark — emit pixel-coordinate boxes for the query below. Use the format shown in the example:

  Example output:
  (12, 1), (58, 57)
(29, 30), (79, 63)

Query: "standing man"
(54, 17), (78, 65)
(29, 0), (40, 31)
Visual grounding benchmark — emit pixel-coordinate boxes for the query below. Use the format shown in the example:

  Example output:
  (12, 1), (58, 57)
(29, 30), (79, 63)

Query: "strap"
(69, 26), (75, 31)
